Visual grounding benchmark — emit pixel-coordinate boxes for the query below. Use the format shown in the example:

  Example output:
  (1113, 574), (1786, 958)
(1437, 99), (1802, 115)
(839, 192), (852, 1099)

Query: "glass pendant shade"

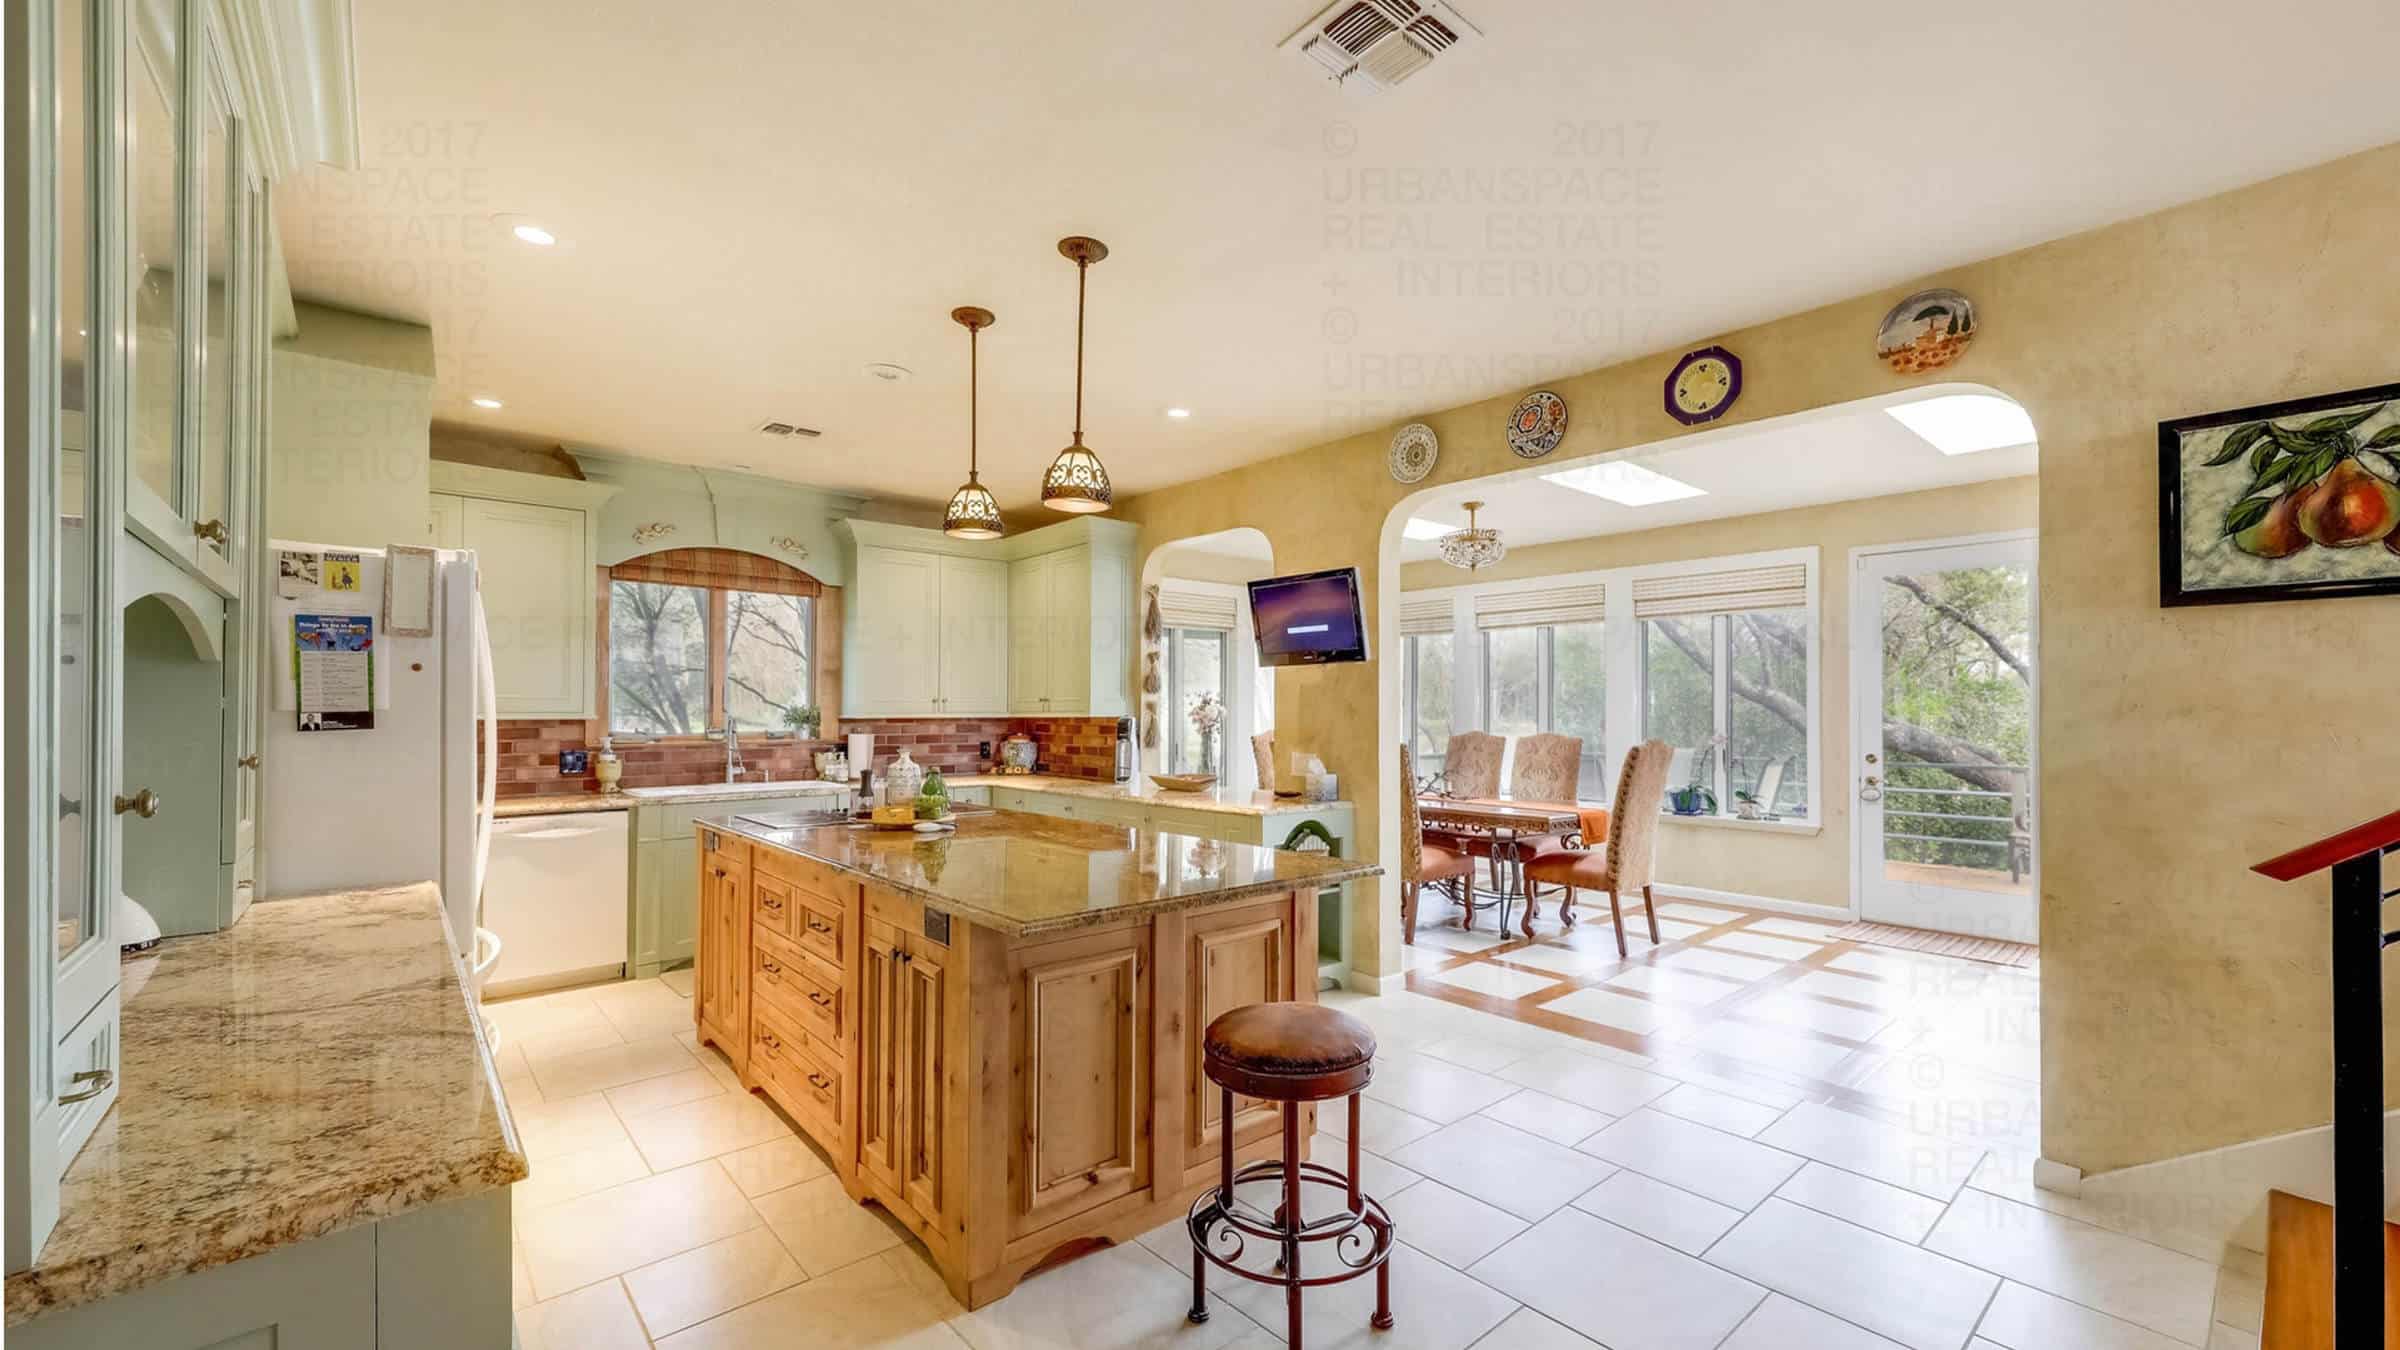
(1043, 236), (1114, 514)
(943, 305), (1004, 540)
(1438, 500), (1506, 571)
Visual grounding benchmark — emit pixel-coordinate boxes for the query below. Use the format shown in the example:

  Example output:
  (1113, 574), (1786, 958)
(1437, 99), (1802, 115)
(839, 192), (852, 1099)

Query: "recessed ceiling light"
(471, 396), (503, 410)
(1165, 407), (1192, 419)
(864, 363), (911, 383)
(1885, 393), (2037, 456)
(511, 224), (556, 246)
(1401, 517), (1453, 541)
(1544, 461), (1707, 506)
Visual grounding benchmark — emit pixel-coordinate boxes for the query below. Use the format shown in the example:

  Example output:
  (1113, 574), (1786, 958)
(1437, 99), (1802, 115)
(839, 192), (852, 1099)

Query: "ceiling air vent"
(1280, 0), (1478, 95)
(753, 419), (822, 439)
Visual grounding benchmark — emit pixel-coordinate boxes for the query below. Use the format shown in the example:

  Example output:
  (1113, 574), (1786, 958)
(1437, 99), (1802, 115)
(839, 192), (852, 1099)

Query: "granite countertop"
(4, 885), (526, 1326)
(706, 808), (1378, 939)
(949, 773), (1353, 818)
(492, 792), (632, 818)
(621, 780), (849, 806)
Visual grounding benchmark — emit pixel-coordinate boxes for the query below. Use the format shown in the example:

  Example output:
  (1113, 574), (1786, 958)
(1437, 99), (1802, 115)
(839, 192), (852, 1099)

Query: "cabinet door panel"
(695, 845), (750, 1072)
(936, 555), (1009, 715)
(857, 921), (905, 1194)
(1044, 547), (1092, 711)
(1007, 557), (1047, 713)
(427, 492), (465, 549)
(851, 549), (941, 716)
(461, 499), (587, 716)
(1008, 930), (1146, 1238)
(1183, 902), (1294, 1160)
(898, 936), (947, 1228)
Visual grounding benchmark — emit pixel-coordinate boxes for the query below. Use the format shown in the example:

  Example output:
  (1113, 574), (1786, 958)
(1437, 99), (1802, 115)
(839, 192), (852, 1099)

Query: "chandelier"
(1040, 236), (1114, 513)
(1437, 500), (1505, 571)
(941, 305), (1003, 540)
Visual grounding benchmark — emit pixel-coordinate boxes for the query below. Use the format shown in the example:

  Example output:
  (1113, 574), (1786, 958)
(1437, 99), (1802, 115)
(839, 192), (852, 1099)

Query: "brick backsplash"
(485, 715), (1126, 797)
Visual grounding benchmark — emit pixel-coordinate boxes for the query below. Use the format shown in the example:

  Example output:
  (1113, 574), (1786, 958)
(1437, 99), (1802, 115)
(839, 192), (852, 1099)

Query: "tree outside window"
(1403, 633), (1453, 778)
(609, 580), (813, 736)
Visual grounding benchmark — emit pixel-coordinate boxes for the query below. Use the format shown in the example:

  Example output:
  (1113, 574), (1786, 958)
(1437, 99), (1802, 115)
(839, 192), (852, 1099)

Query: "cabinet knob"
(237, 753), (260, 770)
(59, 1068), (113, 1104)
(113, 788), (160, 819)
(192, 518), (229, 545)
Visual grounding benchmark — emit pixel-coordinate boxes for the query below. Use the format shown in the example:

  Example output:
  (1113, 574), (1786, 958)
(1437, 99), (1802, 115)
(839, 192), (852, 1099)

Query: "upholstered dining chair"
(1509, 732), (1584, 805)
(1523, 739), (1674, 956)
(1440, 731), (1504, 799)
(1252, 731), (1276, 793)
(1399, 745), (1473, 944)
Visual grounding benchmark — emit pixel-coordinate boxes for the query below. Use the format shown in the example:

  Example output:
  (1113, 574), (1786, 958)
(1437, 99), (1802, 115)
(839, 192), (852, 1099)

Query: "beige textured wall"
(1395, 476), (2038, 911)
(1115, 143), (2400, 1175)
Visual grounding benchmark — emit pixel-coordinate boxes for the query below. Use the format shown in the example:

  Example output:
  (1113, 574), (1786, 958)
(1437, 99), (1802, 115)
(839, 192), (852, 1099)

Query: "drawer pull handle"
(759, 1032), (781, 1051)
(59, 1068), (113, 1104)
(807, 991), (832, 1007)
(760, 959), (781, 975)
(806, 1071), (832, 1091)
(806, 918), (832, 934)
(761, 896), (783, 909)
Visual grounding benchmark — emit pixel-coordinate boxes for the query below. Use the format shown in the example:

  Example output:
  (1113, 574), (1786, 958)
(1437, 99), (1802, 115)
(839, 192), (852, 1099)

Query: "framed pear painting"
(2159, 381), (2400, 607)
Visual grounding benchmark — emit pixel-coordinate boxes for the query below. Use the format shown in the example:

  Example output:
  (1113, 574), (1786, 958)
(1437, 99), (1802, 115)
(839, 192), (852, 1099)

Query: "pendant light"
(942, 306), (1004, 540)
(1040, 236), (1114, 513)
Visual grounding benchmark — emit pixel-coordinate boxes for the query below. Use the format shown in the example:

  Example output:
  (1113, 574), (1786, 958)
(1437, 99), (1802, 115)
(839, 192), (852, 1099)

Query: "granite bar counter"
(4, 884), (525, 1331)
(704, 804), (1376, 938)
(947, 772), (1351, 819)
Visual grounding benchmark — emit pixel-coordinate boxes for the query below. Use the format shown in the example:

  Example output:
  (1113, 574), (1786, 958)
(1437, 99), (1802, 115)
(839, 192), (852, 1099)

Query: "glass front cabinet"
(8, 0), (313, 1271)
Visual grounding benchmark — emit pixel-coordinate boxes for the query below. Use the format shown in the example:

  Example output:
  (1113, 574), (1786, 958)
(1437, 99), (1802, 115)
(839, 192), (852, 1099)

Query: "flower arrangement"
(1186, 693), (1224, 734)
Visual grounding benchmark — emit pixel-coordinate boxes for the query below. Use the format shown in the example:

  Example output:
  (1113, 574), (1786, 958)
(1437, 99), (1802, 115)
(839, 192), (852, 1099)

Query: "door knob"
(1858, 776), (1883, 803)
(114, 788), (161, 818)
(237, 753), (260, 769)
(193, 518), (229, 545)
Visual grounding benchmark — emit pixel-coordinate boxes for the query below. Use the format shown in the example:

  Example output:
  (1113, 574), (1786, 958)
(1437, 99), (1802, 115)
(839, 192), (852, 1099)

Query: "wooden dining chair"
(1523, 740), (1674, 956)
(1399, 745), (1473, 944)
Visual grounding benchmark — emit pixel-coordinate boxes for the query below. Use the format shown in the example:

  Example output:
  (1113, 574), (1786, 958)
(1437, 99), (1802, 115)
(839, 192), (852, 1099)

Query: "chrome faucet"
(710, 718), (747, 784)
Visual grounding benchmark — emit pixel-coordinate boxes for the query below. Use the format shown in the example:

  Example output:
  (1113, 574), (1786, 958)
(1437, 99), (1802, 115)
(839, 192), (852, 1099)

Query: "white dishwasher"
(482, 810), (629, 997)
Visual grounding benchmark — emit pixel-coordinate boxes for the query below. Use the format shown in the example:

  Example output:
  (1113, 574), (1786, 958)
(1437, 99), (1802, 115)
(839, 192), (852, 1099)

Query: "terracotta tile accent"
(482, 715), (1128, 797)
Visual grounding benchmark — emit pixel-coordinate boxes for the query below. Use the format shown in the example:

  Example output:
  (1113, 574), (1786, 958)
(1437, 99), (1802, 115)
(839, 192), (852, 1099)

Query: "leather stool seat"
(1202, 1003), (1376, 1100)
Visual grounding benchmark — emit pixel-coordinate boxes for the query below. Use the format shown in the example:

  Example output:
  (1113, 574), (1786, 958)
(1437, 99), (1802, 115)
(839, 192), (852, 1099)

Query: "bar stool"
(1186, 1002), (1395, 1347)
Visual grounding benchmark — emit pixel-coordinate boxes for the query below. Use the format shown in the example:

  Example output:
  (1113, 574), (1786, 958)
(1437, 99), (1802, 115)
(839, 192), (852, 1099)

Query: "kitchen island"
(691, 807), (1379, 1308)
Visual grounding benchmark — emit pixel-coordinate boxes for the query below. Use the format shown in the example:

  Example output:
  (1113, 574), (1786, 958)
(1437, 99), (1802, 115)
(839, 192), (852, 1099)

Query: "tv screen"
(1247, 568), (1370, 667)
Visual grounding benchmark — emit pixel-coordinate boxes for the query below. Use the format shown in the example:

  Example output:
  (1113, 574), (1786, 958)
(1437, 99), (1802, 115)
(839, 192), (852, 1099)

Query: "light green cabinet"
(1007, 536), (1134, 717)
(627, 790), (843, 976)
(426, 467), (618, 719)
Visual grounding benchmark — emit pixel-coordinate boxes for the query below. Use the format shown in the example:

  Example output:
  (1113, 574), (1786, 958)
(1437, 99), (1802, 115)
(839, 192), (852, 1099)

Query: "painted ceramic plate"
(1388, 422), (1440, 483)
(1507, 390), (1569, 459)
(1876, 288), (1977, 375)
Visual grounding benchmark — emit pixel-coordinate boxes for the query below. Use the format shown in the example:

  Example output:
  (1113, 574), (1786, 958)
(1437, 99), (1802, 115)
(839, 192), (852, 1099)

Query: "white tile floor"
(491, 930), (2263, 1349)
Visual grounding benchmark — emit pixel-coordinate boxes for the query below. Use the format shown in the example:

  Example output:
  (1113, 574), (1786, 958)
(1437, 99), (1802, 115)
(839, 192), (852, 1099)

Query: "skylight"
(1401, 518), (1453, 541)
(1543, 461), (1707, 507)
(1885, 394), (2037, 455)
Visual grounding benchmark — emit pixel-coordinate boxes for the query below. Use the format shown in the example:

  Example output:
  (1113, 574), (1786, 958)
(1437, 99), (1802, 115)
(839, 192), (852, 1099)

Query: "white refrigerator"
(261, 541), (498, 958)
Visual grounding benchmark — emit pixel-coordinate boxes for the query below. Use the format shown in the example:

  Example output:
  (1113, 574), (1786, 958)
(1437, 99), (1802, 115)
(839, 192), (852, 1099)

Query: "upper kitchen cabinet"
(427, 464), (618, 718)
(839, 517), (1132, 720)
(1009, 521), (1136, 718)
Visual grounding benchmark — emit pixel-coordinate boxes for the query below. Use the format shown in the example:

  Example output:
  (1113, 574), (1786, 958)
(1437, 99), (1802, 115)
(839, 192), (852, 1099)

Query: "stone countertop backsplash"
(3, 885), (525, 1326)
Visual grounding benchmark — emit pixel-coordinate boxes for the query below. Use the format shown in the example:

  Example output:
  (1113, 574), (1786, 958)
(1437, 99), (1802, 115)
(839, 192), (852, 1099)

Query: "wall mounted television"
(1247, 567), (1370, 667)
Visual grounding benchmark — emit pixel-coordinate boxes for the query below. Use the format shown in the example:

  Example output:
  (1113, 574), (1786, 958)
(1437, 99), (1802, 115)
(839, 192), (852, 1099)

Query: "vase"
(883, 748), (925, 806)
(1198, 730), (1218, 778)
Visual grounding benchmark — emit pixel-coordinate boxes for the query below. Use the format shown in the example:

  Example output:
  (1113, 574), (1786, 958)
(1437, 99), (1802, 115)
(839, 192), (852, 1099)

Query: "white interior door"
(1852, 533), (2038, 943)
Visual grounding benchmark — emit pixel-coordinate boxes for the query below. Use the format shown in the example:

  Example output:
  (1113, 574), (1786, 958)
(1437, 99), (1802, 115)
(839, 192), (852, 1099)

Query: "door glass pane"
(1642, 617), (1716, 809)
(197, 69), (234, 550)
(1879, 563), (2033, 895)
(1167, 629), (1225, 773)
(723, 590), (812, 731)
(56, 0), (97, 959)
(1727, 611), (1809, 817)
(129, 2), (180, 509)
(1405, 633), (1452, 778)
(607, 581), (708, 735)
(1549, 622), (1606, 797)
(1483, 627), (1537, 742)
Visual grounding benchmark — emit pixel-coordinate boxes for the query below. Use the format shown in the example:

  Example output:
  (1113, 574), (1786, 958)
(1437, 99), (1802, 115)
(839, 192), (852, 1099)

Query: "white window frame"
(1398, 545), (1820, 831)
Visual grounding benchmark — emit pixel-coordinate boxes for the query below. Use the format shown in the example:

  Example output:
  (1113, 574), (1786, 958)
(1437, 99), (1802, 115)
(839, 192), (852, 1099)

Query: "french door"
(1852, 533), (2038, 943)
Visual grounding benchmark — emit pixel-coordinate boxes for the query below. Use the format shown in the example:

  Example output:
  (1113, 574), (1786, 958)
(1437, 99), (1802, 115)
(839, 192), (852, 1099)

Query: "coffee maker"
(1114, 717), (1135, 783)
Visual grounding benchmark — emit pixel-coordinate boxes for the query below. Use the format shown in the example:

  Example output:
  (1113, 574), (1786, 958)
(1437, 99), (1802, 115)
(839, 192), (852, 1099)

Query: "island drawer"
(751, 870), (798, 940)
(789, 886), (847, 968)
(752, 924), (842, 1048)
(756, 848), (854, 907)
(752, 999), (842, 1136)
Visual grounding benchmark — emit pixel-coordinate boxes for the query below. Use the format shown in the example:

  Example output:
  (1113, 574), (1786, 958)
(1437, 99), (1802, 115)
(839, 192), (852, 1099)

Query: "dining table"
(1415, 795), (1587, 937)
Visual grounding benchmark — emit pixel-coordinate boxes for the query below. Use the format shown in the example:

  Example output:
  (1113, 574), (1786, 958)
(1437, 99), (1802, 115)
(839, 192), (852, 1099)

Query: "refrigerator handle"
(471, 578), (499, 920)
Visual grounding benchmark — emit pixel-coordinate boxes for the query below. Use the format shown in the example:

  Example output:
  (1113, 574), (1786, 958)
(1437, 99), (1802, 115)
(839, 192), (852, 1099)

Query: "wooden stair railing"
(2253, 808), (2400, 1349)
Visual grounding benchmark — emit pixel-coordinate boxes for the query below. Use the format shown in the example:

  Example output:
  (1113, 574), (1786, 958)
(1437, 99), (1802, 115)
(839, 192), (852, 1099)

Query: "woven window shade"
(1473, 582), (1606, 630)
(1630, 562), (1806, 618)
(609, 547), (822, 599)
(1157, 581), (1238, 632)
(1397, 593), (1453, 637)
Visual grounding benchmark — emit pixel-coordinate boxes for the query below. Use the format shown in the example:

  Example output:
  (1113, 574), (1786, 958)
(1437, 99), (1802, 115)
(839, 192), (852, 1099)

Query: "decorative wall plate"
(1388, 422), (1440, 483)
(1506, 390), (1568, 459)
(1665, 345), (1742, 425)
(1876, 288), (1977, 375)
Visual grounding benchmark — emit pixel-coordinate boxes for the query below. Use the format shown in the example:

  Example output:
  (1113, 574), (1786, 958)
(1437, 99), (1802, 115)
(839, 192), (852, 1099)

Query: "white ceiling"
(1397, 394), (2037, 559)
(278, 0), (2400, 513)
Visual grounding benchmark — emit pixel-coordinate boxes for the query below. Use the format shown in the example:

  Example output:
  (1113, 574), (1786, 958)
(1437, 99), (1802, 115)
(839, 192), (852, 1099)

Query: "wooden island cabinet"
(692, 808), (1377, 1308)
